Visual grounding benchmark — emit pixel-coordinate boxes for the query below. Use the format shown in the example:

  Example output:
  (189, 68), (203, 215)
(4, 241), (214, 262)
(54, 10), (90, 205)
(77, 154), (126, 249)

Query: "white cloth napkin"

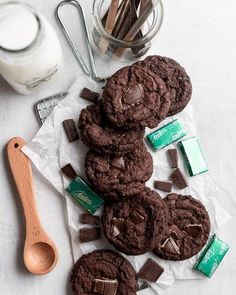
(23, 74), (236, 294)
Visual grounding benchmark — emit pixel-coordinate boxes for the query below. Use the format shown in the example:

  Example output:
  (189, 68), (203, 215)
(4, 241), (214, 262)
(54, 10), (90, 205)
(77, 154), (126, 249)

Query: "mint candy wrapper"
(179, 137), (208, 176)
(147, 120), (187, 151)
(66, 176), (104, 214)
(195, 235), (229, 278)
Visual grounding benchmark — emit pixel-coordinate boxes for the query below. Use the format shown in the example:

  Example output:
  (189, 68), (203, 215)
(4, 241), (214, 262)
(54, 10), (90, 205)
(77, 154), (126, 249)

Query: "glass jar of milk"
(0, 2), (62, 95)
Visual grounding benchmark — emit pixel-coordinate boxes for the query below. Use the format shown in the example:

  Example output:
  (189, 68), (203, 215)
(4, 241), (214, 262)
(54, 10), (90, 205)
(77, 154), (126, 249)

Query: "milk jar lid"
(0, 2), (40, 52)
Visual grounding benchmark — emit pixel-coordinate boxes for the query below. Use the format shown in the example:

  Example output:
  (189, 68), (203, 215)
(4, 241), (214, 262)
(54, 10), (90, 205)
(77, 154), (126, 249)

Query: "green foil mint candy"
(66, 176), (104, 214)
(147, 119), (187, 151)
(179, 137), (208, 176)
(194, 235), (229, 278)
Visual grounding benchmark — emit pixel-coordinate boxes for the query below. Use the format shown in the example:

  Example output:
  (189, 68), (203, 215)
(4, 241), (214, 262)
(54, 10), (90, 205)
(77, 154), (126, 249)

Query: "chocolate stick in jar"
(114, 0), (160, 57)
(99, 0), (120, 54)
(112, 0), (131, 37)
(101, 0), (126, 27)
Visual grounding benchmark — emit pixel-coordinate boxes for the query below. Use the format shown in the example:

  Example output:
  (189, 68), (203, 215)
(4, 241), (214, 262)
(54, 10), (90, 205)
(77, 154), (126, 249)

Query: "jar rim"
(92, 0), (164, 48)
(0, 1), (41, 53)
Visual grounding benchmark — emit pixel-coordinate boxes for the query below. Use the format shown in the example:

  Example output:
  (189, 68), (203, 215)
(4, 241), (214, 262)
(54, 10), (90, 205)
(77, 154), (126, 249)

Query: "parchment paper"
(23, 74), (236, 294)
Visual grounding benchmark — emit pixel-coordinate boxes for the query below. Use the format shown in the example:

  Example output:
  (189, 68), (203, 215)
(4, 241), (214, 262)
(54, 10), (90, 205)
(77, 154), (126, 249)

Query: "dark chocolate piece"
(169, 224), (184, 239)
(80, 87), (99, 103)
(79, 228), (101, 243)
(154, 180), (172, 192)
(112, 218), (126, 237)
(161, 237), (180, 255)
(93, 278), (118, 295)
(167, 149), (178, 168)
(170, 168), (188, 189)
(62, 119), (79, 142)
(61, 163), (77, 180)
(130, 210), (145, 223)
(110, 156), (125, 169)
(80, 214), (99, 225)
(138, 258), (164, 282)
(122, 84), (144, 105)
(185, 224), (203, 238)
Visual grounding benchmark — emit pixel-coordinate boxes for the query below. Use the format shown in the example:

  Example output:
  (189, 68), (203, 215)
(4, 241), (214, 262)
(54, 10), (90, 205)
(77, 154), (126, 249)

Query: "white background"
(0, 0), (236, 294)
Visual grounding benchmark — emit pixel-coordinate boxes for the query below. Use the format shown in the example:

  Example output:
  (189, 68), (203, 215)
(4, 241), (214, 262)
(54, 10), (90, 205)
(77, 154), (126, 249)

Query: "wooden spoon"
(7, 137), (58, 275)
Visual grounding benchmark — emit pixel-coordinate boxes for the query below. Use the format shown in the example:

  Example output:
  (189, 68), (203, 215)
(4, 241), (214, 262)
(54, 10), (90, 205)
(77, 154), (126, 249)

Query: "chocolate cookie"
(153, 194), (210, 261)
(102, 65), (171, 129)
(85, 144), (153, 201)
(102, 188), (168, 255)
(78, 101), (144, 155)
(71, 249), (137, 295)
(135, 56), (192, 116)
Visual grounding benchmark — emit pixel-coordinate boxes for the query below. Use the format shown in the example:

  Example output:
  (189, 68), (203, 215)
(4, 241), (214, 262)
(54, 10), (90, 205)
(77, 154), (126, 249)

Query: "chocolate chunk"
(93, 278), (118, 295)
(154, 180), (172, 192)
(130, 210), (145, 223)
(80, 87), (99, 103)
(61, 163), (77, 180)
(161, 237), (180, 255)
(110, 156), (125, 169)
(138, 258), (164, 282)
(185, 224), (203, 238)
(80, 214), (99, 225)
(122, 84), (144, 105)
(169, 224), (184, 239)
(170, 168), (188, 189)
(112, 218), (126, 237)
(62, 119), (79, 142)
(79, 228), (101, 243)
(167, 149), (178, 168)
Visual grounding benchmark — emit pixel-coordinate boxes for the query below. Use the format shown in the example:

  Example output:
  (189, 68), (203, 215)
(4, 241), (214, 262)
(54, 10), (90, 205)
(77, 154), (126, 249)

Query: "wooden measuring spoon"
(7, 137), (58, 275)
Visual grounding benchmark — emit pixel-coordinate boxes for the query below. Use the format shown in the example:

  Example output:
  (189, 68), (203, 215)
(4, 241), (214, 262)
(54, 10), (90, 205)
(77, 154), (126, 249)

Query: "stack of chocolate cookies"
(72, 55), (210, 294)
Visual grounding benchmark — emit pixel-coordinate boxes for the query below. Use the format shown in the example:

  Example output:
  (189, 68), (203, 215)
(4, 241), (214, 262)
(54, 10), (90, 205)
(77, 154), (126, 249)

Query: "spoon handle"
(7, 137), (42, 238)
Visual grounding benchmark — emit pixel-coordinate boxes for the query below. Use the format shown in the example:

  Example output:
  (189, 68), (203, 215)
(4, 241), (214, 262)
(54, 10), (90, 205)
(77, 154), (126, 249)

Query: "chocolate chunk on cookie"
(135, 55), (192, 116)
(85, 144), (153, 201)
(102, 188), (168, 255)
(103, 65), (170, 129)
(153, 193), (210, 261)
(70, 250), (137, 295)
(78, 101), (144, 155)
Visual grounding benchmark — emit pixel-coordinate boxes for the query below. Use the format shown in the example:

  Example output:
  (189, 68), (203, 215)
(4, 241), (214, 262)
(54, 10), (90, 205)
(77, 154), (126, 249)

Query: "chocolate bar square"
(62, 119), (79, 142)
(170, 168), (188, 189)
(138, 258), (164, 282)
(80, 213), (99, 225)
(154, 180), (173, 192)
(61, 163), (77, 180)
(167, 149), (178, 168)
(80, 87), (99, 103)
(79, 228), (101, 243)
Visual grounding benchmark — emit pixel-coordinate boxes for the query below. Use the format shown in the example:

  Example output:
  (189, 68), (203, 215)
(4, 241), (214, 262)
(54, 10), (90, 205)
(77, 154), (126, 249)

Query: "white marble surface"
(0, 0), (236, 294)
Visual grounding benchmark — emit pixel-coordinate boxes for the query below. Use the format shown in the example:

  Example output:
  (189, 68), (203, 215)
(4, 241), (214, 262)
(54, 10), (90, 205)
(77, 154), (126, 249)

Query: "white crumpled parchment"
(23, 74), (236, 294)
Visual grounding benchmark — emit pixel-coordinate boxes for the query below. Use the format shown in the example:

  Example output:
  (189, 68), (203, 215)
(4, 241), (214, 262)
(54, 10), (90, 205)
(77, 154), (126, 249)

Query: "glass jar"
(92, 0), (164, 60)
(0, 2), (62, 95)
